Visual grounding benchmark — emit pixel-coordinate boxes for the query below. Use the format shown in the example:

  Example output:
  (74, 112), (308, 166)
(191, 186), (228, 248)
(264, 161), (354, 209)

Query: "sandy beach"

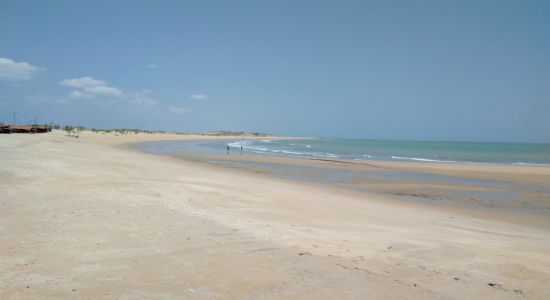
(1, 131), (550, 299)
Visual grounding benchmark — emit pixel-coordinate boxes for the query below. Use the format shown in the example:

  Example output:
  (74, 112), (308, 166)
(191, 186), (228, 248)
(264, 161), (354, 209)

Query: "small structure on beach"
(0, 124), (52, 134)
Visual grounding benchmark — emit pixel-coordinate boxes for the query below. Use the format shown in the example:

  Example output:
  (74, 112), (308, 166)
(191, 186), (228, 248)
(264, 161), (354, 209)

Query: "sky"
(1, 0), (549, 142)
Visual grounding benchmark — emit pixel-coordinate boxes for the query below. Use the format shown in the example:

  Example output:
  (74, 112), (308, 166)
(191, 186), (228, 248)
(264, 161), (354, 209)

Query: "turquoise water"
(228, 139), (550, 165)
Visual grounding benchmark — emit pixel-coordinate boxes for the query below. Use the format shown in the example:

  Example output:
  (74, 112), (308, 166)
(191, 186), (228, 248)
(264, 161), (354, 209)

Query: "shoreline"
(131, 138), (550, 227)
(2, 131), (550, 299)
(223, 138), (550, 166)
(144, 150), (550, 230)
(133, 137), (550, 183)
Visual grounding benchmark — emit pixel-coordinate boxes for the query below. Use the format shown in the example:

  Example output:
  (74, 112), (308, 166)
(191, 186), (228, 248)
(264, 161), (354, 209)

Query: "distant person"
(227, 145), (230, 155)
(240, 145), (243, 155)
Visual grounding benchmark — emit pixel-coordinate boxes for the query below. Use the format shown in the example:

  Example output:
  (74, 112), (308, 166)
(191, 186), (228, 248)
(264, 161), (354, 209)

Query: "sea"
(139, 138), (550, 165)
(137, 138), (550, 216)
(227, 139), (550, 165)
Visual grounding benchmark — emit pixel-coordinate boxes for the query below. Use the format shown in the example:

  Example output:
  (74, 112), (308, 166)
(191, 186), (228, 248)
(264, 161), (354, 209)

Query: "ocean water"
(136, 138), (550, 216)
(227, 139), (550, 165)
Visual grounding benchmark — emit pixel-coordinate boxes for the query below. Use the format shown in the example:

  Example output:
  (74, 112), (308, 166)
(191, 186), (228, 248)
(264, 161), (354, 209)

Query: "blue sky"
(1, 0), (549, 142)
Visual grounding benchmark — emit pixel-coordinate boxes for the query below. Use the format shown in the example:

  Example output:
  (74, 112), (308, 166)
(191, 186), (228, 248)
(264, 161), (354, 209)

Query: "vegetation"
(204, 131), (271, 137)
(63, 125), (74, 133)
(52, 125), (271, 137)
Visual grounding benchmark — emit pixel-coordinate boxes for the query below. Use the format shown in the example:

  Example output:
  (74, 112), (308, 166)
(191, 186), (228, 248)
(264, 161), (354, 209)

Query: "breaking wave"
(227, 140), (338, 158)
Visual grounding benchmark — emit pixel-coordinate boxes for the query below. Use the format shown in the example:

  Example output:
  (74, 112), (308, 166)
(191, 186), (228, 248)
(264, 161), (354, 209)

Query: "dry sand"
(1, 130), (549, 299)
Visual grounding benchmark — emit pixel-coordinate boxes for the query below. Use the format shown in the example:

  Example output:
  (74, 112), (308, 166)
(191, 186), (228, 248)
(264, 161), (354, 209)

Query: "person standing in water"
(226, 145), (230, 155)
(240, 145), (243, 155)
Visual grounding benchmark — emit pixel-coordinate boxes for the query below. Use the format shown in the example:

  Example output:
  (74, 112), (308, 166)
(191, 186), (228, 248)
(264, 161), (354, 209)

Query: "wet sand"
(150, 147), (550, 224)
(1, 131), (550, 299)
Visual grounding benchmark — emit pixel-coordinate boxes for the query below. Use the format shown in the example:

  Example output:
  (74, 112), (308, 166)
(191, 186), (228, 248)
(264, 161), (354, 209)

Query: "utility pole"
(34, 116), (37, 125)
(13, 112), (16, 125)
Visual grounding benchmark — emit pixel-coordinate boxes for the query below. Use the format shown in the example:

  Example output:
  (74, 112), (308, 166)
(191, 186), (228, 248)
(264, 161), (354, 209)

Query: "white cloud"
(128, 89), (158, 107)
(59, 77), (159, 108)
(83, 85), (123, 97)
(189, 93), (208, 100)
(60, 77), (105, 88)
(69, 90), (94, 100)
(60, 76), (123, 98)
(169, 106), (192, 115)
(0, 57), (45, 81)
(147, 64), (158, 68)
